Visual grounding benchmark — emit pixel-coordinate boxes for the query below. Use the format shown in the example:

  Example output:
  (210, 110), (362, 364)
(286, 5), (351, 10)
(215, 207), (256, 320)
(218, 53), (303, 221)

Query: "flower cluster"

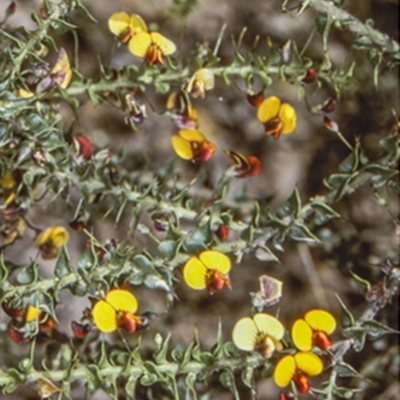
(232, 308), (337, 395)
(108, 11), (176, 65)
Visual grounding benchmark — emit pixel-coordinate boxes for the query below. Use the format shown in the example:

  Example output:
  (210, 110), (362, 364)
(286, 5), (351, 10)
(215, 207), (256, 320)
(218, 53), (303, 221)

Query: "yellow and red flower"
(291, 309), (336, 351)
(183, 250), (231, 294)
(108, 11), (147, 44)
(224, 150), (261, 178)
(49, 48), (72, 89)
(273, 352), (323, 393)
(172, 129), (216, 162)
(166, 91), (199, 129)
(232, 313), (284, 358)
(257, 96), (297, 139)
(184, 68), (215, 98)
(35, 226), (69, 260)
(128, 31), (176, 65)
(92, 289), (142, 333)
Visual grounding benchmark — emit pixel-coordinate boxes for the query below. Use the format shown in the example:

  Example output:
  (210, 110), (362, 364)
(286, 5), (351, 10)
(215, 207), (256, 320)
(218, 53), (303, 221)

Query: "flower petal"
(106, 289), (138, 314)
(129, 14), (147, 33)
(232, 316), (258, 351)
(198, 250), (231, 274)
(178, 129), (206, 142)
(304, 309), (336, 334)
(274, 355), (297, 388)
(183, 257), (207, 290)
(292, 318), (313, 351)
(92, 300), (117, 333)
(171, 135), (193, 159)
(253, 313), (284, 341)
(257, 96), (281, 123)
(279, 103), (297, 134)
(128, 31), (152, 57)
(25, 306), (42, 322)
(150, 32), (176, 56)
(294, 352), (323, 376)
(49, 226), (69, 247)
(108, 11), (131, 37)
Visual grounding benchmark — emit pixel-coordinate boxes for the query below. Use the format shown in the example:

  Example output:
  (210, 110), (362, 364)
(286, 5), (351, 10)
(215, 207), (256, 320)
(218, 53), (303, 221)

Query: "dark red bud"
(216, 224), (229, 241)
(2, 300), (24, 318)
(302, 68), (317, 84)
(246, 91), (264, 107)
(8, 326), (30, 343)
(321, 98), (337, 113)
(71, 320), (90, 339)
(74, 135), (92, 159)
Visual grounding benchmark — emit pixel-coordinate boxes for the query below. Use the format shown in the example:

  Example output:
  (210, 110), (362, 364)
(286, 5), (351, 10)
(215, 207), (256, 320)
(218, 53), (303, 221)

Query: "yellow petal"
(171, 135), (193, 159)
(106, 289), (138, 313)
(51, 48), (70, 75)
(129, 14), (147, 33)
(128, 31), (152, 57)
(26, 306), (42, 322)
(224, 150), (249, 170)
(279, 103), (297, 134)
(35, 228), (53, 247)
(273, 355), (296, 388)
(294, 352), (323, 376)
(183, 257), (207, 290)
(304, 309), (336, 334)
(15, 88), (34, 98)
(257, 96), (281, 123)
(198, 250), (231, 274)
(150, 32), (176, 56)
(92, 300), (117, 333)
(108, 11), (131, 37)
(178, 129), (206, 142)
(292, 319), (313, 351)
(253, 313), (284, 341)
(232, 316), (258, 351)
(196, 68), (214, 90)
(49, 226), (69, 247)
(1, 171), (16, 189)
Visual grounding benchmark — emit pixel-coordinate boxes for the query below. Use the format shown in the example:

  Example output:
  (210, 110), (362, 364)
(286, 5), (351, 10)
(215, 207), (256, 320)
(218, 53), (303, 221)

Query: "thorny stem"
(305, 0), (398, 54)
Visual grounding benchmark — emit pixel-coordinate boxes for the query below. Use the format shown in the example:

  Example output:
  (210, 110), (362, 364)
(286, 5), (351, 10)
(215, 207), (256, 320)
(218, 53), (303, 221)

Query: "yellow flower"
(108, 11), (147, 44)
(184, 68), (215, 98)
(50, 48), (72, 89)
(291, 309), (336, 351)
(171, 129), (216, 162)
(35, 226), (69, 260)
(92, 289), (142, 333)
(257, 96), (296, 139)
(128, 31), (176, 65)
(183, 250), (231, 294)
(232, 313), (284, 358)
(273, 352), (323, 393)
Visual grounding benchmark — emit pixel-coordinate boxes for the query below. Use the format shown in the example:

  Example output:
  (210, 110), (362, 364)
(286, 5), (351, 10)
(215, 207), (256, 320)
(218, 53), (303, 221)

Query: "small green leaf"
(335, 362), (364, 378)
(16, 262), (39, 285)
(362, 319), (400, 339)
(336, 294), (355, 328)
(219, 370), (239, 400)
(55, 245), (71, 278)
(158, 240), (178, 259)
(154, 333), (171, 364)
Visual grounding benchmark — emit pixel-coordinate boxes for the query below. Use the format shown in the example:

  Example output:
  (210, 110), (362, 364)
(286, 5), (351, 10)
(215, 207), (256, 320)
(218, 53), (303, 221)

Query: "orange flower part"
(108, 11), (147, 44)
(35, 226), (69, 260)
(92, 289), (142, 333)
(183, 250), (231, 294)
(232, 313), (284, 358)
(50, 48), (72, 89)
(224, 150), (261, 178)
(184, 68), (214, 98)
(257, 96), (297, 139)
(292, 309), (336, 351)
(274, 352), (323, 393)
(128, 31), (176, 65)
(171, 129), (216, 162)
